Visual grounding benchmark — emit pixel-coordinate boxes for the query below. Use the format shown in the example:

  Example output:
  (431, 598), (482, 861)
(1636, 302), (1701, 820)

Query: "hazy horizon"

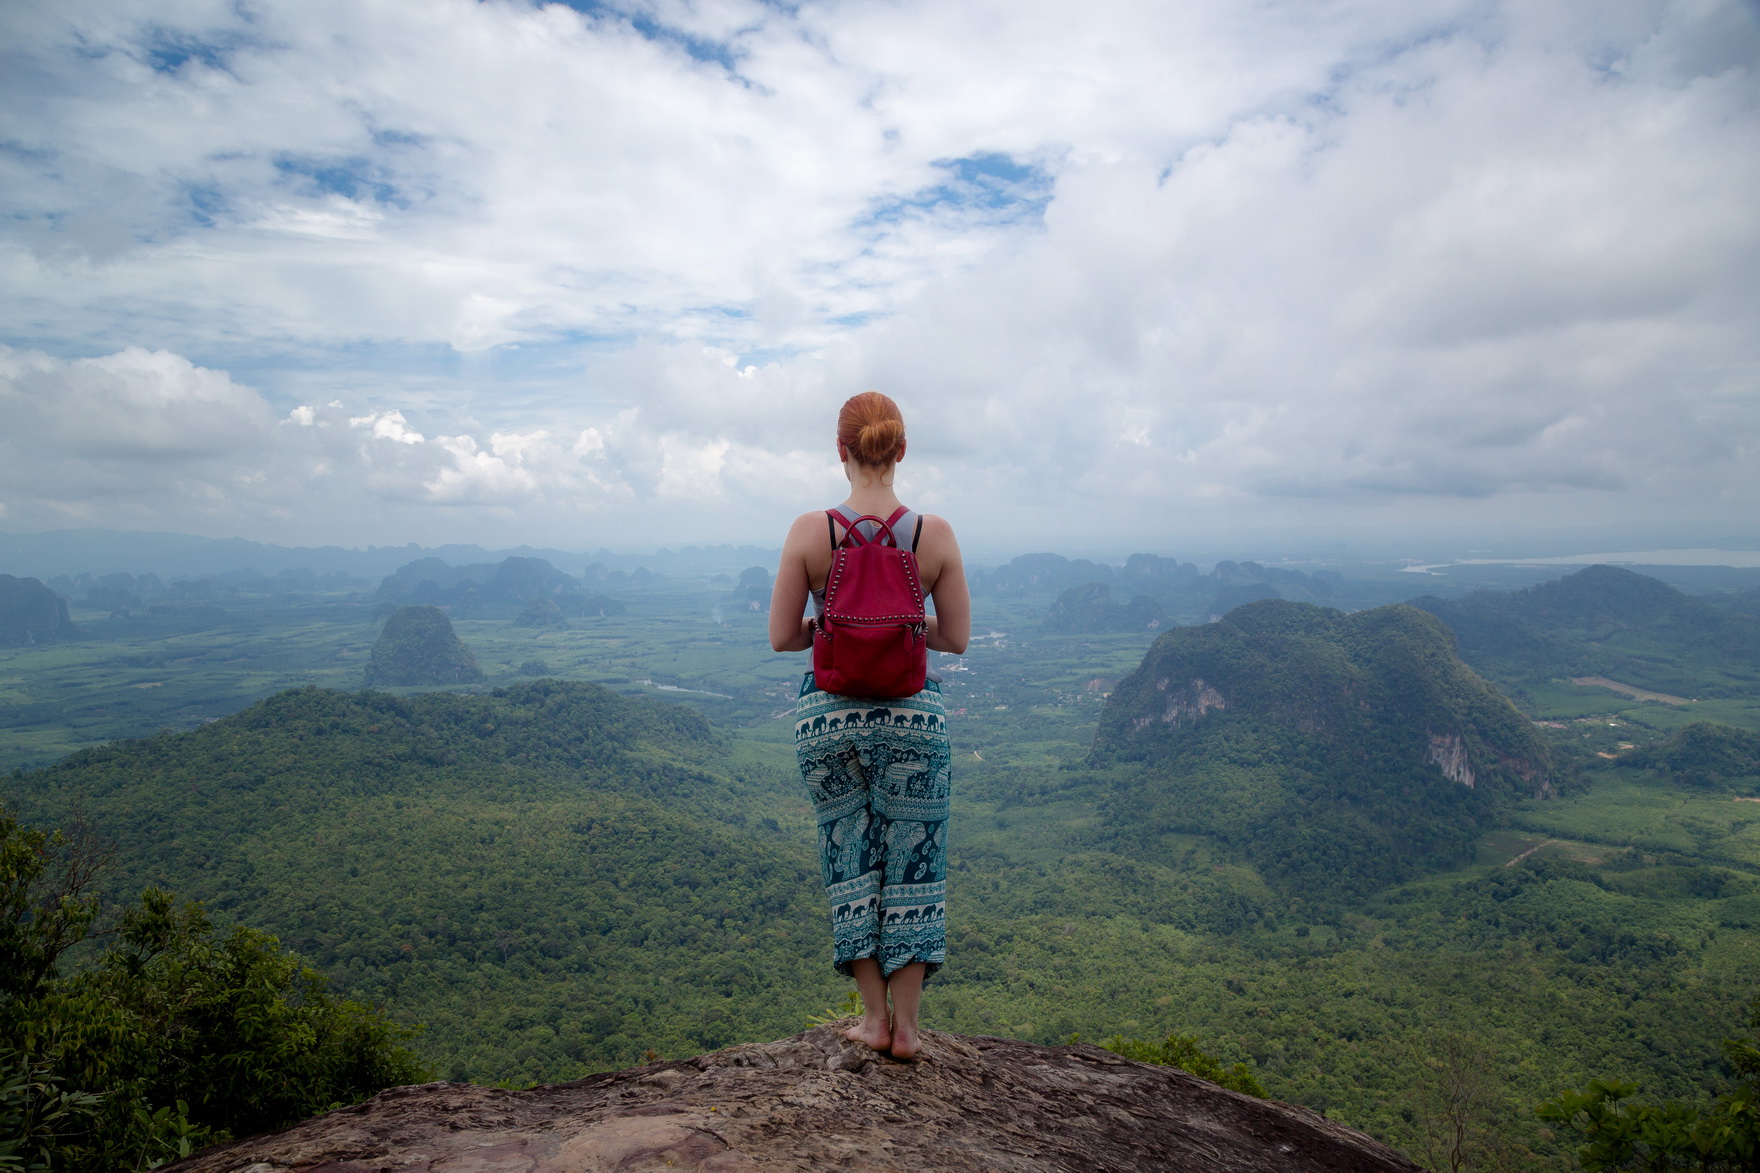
(9, 522), (1760, 586)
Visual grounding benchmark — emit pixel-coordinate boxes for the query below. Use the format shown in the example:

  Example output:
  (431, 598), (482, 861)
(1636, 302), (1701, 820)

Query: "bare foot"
(844, 1014), (892, 1052)
(888, 1022), (921, 1060)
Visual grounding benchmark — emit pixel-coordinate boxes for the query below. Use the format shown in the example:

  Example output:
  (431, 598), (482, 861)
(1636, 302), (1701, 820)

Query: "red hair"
(837, 392), (906, 467)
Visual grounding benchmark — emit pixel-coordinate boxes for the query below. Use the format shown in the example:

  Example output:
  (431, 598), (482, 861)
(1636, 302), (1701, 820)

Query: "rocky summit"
(169, 1026), (1421, 1173)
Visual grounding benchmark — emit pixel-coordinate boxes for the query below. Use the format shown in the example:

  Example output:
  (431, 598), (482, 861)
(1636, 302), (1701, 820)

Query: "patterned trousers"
(794, 672), (951, 980)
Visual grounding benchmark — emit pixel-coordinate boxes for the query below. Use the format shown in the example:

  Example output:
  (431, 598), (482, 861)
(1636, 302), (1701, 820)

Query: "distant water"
(1401, 548), (1760, 573)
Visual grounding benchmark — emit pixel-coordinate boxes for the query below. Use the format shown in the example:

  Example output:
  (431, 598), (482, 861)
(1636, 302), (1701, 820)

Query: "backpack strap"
(829, 506), (913, 549)
(827, 509), (869, 548)
(829, 510), (910, 551)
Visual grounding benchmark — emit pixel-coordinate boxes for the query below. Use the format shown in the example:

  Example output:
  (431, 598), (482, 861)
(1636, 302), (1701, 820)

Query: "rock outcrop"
(169, 1026), (1420, 1173)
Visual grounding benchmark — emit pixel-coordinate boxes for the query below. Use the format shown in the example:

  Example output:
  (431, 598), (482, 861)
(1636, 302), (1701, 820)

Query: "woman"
(769, 392), (970, 1061)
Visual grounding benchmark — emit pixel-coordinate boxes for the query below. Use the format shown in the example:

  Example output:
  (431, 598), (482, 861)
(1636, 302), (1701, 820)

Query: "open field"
(1510, 770), (1760, 867)
(1515, 677), (1760, 734)
(1570, 675), (1693, 704)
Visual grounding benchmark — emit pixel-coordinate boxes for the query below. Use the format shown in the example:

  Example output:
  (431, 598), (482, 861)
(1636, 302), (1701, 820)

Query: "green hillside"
(1, 682), (836, 1082)
(1042, 582), (1166, 633)
(1627, 721), (1760, 791)
(1092, 599), (1551, 900)
(1411, 564), (1760, 704)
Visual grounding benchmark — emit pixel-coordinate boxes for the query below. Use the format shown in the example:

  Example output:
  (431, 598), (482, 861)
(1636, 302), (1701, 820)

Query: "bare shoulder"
(915, 513), (961, 550)
(782, 510), (829, 548)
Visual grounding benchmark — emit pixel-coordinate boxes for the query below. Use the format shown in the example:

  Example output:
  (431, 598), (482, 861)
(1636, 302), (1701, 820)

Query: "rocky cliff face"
(169, 1026), (1421, 1173)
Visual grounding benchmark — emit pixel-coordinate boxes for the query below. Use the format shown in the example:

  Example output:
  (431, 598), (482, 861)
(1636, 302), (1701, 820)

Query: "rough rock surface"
(169, 1026), (1423, 1173)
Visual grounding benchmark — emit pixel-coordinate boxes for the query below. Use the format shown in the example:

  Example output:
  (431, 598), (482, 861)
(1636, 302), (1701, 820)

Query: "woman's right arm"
(768, 513), (821, 652)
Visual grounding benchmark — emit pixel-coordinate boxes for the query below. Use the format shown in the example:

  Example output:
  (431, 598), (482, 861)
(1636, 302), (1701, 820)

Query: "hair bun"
(838, 392), (906, 466)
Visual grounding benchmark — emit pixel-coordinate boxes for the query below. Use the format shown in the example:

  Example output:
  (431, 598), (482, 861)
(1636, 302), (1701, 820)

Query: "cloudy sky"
(2, 0), (1756, 557)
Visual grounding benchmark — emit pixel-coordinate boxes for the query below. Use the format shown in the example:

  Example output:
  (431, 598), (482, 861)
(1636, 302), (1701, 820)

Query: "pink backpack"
(811, 506), (928, 698)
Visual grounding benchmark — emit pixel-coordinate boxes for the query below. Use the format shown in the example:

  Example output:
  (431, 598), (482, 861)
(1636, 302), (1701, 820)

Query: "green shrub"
(0, 806), (428, 1171)
(1101, 1032), (1266, 1097)
(1537, 995), (1760, 1171)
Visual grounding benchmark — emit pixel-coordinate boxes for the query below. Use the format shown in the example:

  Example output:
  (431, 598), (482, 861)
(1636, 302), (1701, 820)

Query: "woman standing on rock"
(769, 392), (970, 1060)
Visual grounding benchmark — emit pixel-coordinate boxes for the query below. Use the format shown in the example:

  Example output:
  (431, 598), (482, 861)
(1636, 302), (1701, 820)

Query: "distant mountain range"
(1008, 555), (1343, 631)
(0, 528), (779, 582)
(1410, 565), (1760, 698)
(375, 556), (626, 617)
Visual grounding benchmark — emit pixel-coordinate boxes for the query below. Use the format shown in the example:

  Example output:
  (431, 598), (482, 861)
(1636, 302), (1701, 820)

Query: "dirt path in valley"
(1506, 840), (1558, 867)
(1569, 676), (1692, 705)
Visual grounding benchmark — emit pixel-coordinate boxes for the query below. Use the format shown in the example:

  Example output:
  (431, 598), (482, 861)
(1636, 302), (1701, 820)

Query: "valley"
(5, 551), (1760, 1168)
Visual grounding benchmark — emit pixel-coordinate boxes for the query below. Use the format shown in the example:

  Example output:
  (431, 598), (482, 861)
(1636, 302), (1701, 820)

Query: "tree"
(0, 805), (429, 1171)
(1101, 1032), (1267, 1097)
(1411, 1030), (1518, 1173)
(1537, 998), (1760, 1171)
(0, 807), (108, 1007)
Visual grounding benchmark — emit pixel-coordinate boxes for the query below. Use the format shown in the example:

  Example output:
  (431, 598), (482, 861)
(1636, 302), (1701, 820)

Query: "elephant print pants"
(794, 672), (951, 981)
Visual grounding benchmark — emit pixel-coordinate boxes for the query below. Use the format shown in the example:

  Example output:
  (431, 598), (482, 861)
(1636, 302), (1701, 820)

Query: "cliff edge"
(169, 1025), (1422, 1172)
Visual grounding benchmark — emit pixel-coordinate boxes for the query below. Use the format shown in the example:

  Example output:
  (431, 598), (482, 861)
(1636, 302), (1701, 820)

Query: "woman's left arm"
(920, 516), (970, 654)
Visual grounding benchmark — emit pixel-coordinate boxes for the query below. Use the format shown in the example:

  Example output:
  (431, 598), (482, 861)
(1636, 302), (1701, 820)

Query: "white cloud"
(0, 345), (271, 461)
(0, 0), (1754, 551)
(349, 410), (426, 445)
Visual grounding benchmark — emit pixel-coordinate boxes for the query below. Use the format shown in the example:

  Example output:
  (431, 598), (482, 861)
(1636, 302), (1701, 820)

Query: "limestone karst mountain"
(1042, 581), (1165, 633)
(376, 555), (624, 618)
(166, 1026), (1423, 1173)
(975, 552), (1338, 620)
(364, 605), (485, 686)
(1093, 598), (1552, 900)
(728, 565), (771, 613)
(0, 574), (77, 645)
(1633, 721), (1760, 790)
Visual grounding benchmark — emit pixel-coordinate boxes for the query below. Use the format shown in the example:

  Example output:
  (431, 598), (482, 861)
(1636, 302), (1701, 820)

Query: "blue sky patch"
(139, 26), (258, 75)
(182, 182), (229, 227)
(859, 152), (1054, 231)
(273, 155), (407, 207)
(541, 1), (745, 71)
(370, 128), (429, 150)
